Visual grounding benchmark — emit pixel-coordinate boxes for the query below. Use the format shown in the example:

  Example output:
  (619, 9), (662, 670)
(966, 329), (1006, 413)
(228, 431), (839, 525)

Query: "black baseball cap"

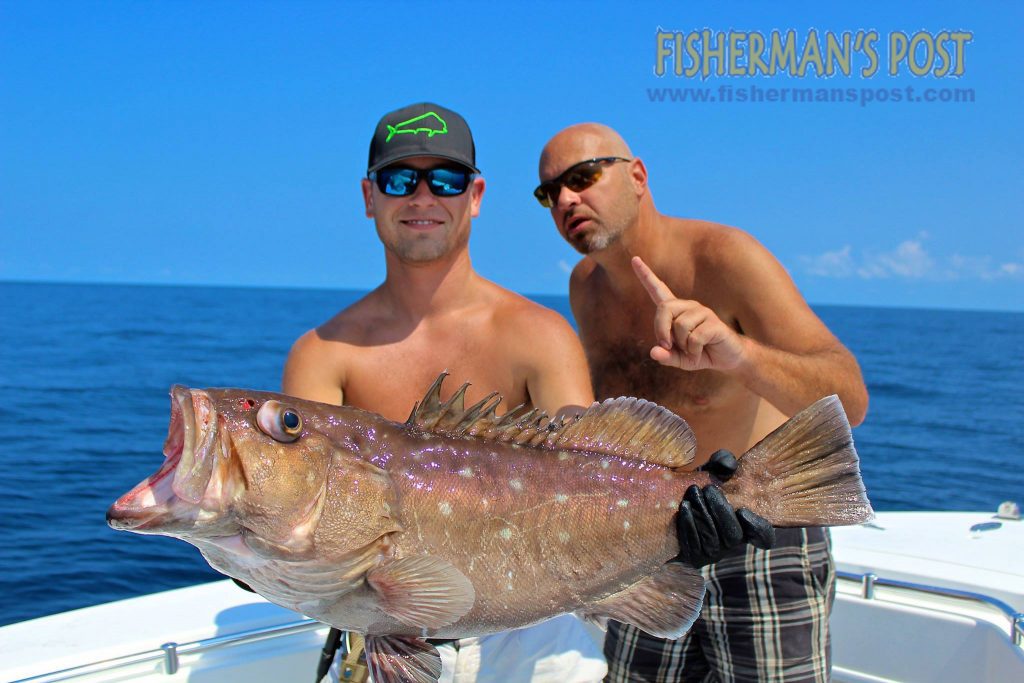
(367, 102), (479, 174)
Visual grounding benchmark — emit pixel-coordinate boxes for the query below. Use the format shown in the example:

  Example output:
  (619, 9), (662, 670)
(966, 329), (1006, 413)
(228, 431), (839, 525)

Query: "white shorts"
(330, 615), (607, 683)
(437, 615), (607, 683)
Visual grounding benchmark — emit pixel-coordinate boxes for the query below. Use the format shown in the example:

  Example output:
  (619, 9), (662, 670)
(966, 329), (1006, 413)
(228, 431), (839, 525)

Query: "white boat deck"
(830, 511), (1023, 683)
(2, 511), (1021, 682)
(0, 580), (329, 682)
(830, 511), (1023, 611)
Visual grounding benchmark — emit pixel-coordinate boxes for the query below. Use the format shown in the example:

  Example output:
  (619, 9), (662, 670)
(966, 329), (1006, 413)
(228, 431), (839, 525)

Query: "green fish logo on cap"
(385, 111), (448, 143)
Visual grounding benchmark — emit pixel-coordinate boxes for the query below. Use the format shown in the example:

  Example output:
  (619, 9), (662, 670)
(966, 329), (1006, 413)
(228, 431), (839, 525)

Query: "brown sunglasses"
(533, 157), (631, 208)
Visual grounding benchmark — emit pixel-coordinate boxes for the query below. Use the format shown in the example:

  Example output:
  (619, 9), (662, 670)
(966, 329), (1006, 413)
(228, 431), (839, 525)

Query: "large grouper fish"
(108, 373), (873, 683)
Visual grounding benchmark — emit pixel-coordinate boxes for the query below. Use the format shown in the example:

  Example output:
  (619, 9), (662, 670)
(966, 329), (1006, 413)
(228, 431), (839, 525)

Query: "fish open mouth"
(106, 386), (220, 532)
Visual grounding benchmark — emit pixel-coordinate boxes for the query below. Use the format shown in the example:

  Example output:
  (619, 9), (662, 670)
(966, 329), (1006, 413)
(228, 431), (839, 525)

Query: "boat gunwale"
(12, 571), (1023, 682)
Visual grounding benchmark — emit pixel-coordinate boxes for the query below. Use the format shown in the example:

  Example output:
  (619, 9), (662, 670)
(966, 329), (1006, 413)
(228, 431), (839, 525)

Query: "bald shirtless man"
(536, 124), (868, 682)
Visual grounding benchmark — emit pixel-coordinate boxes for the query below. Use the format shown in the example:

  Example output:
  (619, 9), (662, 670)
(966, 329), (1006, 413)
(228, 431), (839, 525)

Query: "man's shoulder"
(469, 280), (580, 362)
(286, 292), (383, 366)
(475, 279), (589, 393)
(662, 216), (750, 246)
(568, 256), (598, 284)
(310, 290), (389, 345)
(566, 257), (605, 302)
(663, 217), (769, 268)
(484, 281), (574, 333)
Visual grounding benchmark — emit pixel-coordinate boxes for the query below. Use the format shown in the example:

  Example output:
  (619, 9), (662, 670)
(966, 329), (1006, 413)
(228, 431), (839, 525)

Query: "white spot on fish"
(507, 583), (514, 591)
(481, 498), (489, 509)
(601, 459), (610, 469)
(558, 531), (570, 543)
(197, 509), (219, 522)
(662, 472), (673, 480)
(459, 467), (474, 478)
(617, 499), (629, 508)
(558, 452), (569, 461)
(507, 570), (514, 579)
(438, 502), (452, 517)
(624, 520), (631, 530)
(499, 528), (513, 540)
(655, 502), (661, 509)
(555, 494), (568, 503)
(666, 500), (677, 509)
(509, 479), (523, 491)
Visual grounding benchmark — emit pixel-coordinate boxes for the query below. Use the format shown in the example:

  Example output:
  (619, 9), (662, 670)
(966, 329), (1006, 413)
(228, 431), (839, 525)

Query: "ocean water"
(0, 282), (1021, 628)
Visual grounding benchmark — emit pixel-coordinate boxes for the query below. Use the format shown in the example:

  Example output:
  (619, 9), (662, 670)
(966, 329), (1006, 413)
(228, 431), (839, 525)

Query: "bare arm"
(726, 236), (867, 424)
(512, 306), (594, 419)
(735, 335), (866, 424)
(281, 330), (346, 406)
(633, 237), (868, 425)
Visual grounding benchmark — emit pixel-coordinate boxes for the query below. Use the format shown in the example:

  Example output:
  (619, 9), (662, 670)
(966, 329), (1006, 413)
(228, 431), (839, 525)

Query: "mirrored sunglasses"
(369, 166), (474, 197)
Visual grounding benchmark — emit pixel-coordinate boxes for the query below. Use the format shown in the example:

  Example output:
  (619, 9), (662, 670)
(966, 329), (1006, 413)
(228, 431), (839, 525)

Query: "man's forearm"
(736, 337), (868, 425)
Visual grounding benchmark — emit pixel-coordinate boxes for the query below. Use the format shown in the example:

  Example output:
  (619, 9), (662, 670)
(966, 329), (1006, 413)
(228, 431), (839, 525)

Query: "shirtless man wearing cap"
(279, 104), (769, 683)
(535, 123), (868, 682)
(281, 101), (603, 683)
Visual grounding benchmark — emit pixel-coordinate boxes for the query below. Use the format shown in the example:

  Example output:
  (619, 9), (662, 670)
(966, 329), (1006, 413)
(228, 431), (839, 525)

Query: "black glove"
(674, 449), (776, 568)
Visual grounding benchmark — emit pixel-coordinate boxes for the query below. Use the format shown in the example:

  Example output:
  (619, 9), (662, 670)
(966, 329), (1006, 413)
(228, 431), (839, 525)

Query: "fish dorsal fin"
(407, 374), (697, 468)
(549, 397), (697, 468)
(406, 372), (504, 434)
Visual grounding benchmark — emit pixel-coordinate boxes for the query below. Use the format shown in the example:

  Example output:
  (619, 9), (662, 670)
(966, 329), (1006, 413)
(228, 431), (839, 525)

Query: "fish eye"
(256, 400), (303, 443)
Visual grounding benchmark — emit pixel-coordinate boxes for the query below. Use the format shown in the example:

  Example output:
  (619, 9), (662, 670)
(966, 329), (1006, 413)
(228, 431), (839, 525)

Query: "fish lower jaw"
(106, 439), (185, 531)
(106, 448), (238, 533)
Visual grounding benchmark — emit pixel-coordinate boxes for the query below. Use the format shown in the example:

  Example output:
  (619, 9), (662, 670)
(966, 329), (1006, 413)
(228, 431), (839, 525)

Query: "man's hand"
(632, 256), (747, 372)
(674, 450), (776, 568)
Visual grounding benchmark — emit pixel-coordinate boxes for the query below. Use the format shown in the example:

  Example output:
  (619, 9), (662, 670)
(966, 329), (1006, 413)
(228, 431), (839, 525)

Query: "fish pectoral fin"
(365, 635), (442, 683)
(367, 555), (475, 630)
(577, 563), (705, 639)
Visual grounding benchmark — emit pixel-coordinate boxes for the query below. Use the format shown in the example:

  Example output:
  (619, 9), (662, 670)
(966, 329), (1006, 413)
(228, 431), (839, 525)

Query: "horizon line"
(2, 277), (1021, 316)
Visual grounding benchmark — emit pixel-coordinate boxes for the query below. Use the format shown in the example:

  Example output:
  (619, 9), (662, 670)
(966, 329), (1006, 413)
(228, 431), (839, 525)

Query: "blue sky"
(2, 1), (1021, 311)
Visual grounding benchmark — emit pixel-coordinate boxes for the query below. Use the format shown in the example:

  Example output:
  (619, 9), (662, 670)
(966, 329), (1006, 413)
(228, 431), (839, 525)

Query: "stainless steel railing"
(10, 618), (325, 682)
(14, 573), (1023, 681)
(836, 570), (1024, 646)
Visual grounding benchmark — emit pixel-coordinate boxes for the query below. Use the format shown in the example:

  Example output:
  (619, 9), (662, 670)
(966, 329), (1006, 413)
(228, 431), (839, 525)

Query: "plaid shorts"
(604, 527), (834, 683)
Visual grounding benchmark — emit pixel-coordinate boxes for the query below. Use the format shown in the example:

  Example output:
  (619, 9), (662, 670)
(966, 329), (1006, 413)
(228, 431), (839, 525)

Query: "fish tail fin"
(722, 395), (874, 527)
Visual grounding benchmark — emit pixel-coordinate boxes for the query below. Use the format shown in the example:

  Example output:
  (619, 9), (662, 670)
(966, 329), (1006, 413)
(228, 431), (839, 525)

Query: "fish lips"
(107, 386), (224, 533)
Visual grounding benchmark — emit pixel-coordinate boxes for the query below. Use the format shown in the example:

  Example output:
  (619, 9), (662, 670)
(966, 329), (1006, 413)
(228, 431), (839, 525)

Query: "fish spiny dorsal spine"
(405, 373), (697, 468)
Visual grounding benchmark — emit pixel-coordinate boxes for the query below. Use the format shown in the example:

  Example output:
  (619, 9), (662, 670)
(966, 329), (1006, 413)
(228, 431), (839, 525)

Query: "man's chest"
(577, 290), (737, 410)
(340, 332), (529, 422)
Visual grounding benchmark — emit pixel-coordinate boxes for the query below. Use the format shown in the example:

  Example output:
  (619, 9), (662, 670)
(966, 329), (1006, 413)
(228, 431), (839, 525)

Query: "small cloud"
(801, 245), (854, 277)
(857, 239), (934, 279)
(558, 259), (573, 274)
(947, 254), (1023, 281)
(801, 234), (1022, 282)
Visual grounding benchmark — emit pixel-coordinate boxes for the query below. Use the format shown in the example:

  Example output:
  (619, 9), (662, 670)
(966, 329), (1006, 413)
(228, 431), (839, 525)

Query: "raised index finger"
(631, 256), (676, 303)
